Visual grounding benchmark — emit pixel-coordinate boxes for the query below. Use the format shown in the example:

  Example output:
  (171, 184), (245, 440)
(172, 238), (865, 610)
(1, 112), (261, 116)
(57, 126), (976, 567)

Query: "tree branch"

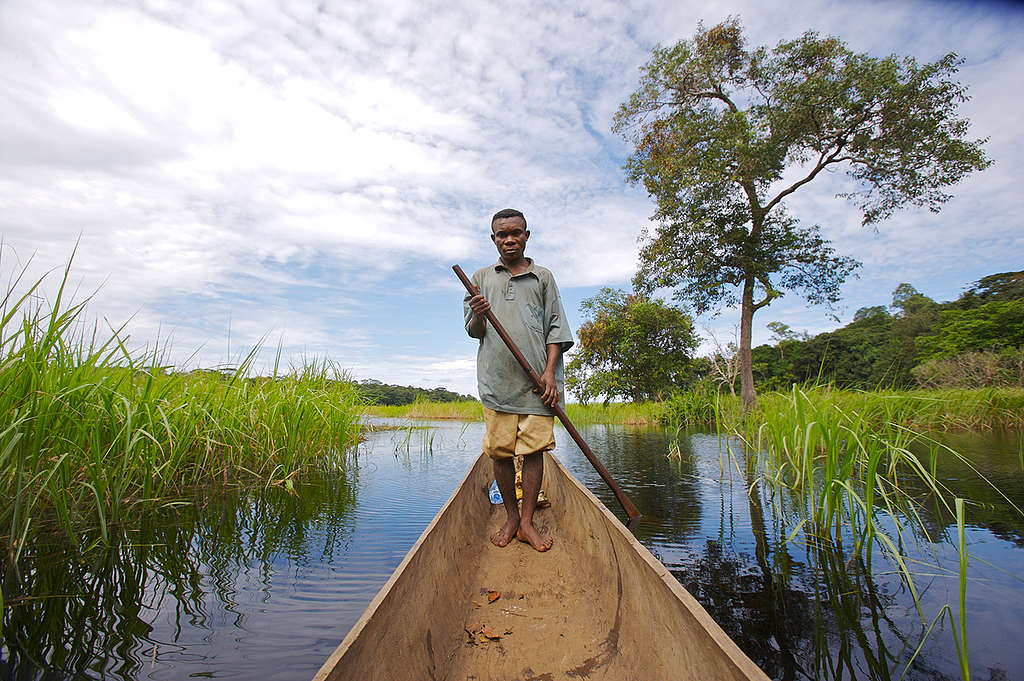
(763, 145), (844, 215)
(762, 105), (880, 215)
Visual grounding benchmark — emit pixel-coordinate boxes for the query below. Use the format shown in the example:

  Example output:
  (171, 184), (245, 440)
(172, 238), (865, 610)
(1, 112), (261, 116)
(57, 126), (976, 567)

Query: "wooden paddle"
(453, 264), (641, 522)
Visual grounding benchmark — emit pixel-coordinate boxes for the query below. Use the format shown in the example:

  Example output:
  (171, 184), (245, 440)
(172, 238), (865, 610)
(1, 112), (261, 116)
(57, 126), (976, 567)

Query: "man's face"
(491, 217), (529, 263)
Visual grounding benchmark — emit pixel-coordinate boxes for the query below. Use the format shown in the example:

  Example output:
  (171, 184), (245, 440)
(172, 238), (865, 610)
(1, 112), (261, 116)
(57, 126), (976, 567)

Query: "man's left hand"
(536, 370), (558, 408)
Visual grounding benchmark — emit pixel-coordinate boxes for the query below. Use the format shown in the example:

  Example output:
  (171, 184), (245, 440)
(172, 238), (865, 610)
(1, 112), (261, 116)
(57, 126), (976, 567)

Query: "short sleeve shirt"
(464, 259), (574, 415)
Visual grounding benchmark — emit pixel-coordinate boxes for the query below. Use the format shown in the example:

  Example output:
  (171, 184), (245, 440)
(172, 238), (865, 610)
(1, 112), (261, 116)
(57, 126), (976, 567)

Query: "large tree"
(565, 288), (698, 403)
(614, 18), (991, 409)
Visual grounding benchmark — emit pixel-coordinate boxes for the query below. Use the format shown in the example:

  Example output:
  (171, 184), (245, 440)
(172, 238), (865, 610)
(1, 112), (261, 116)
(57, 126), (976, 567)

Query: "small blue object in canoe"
(488, 479), (502, 504)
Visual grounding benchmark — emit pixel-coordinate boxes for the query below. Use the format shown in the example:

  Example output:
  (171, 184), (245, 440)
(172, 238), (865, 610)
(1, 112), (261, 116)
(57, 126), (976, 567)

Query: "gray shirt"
(464, 259), (574, 415)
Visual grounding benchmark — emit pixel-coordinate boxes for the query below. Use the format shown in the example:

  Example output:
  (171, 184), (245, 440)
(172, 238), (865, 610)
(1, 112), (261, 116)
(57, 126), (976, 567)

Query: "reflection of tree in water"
(581, 426), (1022, 681)
(903, 430), (1024, 549)
(672, 539), (811, 680)
(1, 470), (358, 679)
(575, 424), (704, 537)
(666, 462), (987, 681)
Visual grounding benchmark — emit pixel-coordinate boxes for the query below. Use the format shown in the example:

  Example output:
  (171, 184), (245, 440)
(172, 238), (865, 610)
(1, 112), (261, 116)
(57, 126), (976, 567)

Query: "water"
(2, 421), (1022, 680)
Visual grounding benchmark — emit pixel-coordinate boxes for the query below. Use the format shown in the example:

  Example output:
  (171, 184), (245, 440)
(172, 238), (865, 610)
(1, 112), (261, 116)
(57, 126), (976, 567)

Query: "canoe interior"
(313, 452), (769, 681)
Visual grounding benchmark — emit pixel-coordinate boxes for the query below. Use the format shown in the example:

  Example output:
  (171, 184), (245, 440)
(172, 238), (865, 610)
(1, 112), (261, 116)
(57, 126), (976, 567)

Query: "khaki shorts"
(482, 406), (555, 460)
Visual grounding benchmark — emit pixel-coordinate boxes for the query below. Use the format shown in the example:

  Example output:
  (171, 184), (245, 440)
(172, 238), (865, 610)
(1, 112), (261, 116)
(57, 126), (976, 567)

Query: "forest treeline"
(746, 270), (1023, 390)
(355, 379), (477, 406)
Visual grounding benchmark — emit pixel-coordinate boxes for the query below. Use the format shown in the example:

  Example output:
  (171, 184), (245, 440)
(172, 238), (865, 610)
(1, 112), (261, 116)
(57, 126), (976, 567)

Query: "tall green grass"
(367, 399), (668, 426)
(367, 385), (1024, 433)
(1, 258), (364, 554)
(567, 401), (666, 425)
(722, 386), (1021, 680)
(366, 398), (483, 420)
(656, 385), (1024, 433)
(751, 386), (1024, 432)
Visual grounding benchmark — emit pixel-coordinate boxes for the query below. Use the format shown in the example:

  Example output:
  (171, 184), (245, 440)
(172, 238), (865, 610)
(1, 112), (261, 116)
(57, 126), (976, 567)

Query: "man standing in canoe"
(464, 208), (574, 552)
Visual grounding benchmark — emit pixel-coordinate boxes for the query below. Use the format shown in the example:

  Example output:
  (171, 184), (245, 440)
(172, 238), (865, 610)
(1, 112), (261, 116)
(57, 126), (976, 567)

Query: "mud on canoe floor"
(451, 504), (620, 681)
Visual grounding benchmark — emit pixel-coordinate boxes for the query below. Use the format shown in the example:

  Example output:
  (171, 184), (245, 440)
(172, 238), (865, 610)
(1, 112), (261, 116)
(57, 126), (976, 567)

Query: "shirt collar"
(493, 257), (534, 274)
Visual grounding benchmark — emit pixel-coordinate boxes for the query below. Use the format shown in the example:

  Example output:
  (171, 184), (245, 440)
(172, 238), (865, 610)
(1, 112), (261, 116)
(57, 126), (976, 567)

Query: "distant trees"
(954, 271), (1024, 308)
(614, 18), (991, 409)
(565, 288), (699, 403)
(918, 299), (1024, 359)
(751, 304), (899, 390)
(356, 380), (476, 406)
(558, 270), (1020, 400)
(748, 270), (1024, 390)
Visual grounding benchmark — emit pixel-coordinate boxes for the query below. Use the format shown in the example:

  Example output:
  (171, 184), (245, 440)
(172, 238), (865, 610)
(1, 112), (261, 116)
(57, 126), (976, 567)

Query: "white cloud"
(2, 0), (1022, 390)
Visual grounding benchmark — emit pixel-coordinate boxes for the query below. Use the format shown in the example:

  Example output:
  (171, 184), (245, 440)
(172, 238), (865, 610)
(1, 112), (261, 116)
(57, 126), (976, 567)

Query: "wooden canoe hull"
(313, 452), (769, 681)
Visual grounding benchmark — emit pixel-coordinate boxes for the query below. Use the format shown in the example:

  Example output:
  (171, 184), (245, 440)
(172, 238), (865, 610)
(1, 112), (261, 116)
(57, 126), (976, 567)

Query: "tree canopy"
(565, 288), (699, 403)
(614, 18), (991, 409)
(918, 299), (1024, 360)
(747, 269), (1023, 390)
(355, 380), (476, 406)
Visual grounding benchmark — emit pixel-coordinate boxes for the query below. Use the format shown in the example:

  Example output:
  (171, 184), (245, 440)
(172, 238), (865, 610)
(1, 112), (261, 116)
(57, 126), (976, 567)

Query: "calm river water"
(2, 420), (1022, 680)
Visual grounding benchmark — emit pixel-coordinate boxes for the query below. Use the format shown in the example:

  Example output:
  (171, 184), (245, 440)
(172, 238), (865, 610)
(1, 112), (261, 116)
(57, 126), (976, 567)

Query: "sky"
(2, 0), (1022, 398)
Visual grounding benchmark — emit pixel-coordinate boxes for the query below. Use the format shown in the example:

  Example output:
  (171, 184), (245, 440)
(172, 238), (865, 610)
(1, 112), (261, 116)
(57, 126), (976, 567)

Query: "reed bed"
(366, 399), (483, 420)
(728, 386), (1023, 555)
(724, 386), (1021, 680)
(1, 260), (364, 556)
(566, 401), (666, 425)
(366, 385), (1024, 433)
(656, 385), (1024, 433)
(751, 386), (1024, 432)
(367, 400), (672, 425)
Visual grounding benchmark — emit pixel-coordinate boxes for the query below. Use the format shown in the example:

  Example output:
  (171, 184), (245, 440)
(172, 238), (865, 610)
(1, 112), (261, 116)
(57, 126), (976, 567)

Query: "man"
(464, 208), (574, 552)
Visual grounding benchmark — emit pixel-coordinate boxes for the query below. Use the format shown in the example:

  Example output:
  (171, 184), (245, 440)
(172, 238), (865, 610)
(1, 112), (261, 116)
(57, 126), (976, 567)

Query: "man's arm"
(536, 342), (562, 407)
(466, 294), (489, 338)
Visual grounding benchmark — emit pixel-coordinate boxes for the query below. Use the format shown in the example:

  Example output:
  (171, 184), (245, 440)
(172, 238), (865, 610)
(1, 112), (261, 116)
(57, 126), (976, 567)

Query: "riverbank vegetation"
(355, 379), (476, 406)
(365, 399), (671, 425)
(1, 261), (364, 557)
(614, 19), (992, 409)
(368, 387), (1024, 432)
(750, 272), (1023, 392)
(367, 398), (482, 420)
(564, 270), (1023, 414)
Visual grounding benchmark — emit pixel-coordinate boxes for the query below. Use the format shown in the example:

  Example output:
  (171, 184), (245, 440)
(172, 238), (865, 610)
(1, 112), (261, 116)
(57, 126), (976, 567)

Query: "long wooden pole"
(453, 264), (641, 522)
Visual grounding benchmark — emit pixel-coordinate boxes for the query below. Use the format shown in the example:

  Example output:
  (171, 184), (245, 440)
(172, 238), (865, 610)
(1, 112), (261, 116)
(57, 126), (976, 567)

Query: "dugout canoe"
(312, 452), (770, 681)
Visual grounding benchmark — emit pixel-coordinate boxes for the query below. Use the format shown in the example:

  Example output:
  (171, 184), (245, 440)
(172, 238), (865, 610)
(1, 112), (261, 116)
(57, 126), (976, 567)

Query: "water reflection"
(2, 422), (1022, 681)
(2, 466), (360, 680)
(556, 424), (1024, 681)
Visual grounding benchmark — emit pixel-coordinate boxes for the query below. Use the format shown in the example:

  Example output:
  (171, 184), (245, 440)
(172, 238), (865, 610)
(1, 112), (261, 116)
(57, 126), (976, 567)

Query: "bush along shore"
(1, 261), (364, 560)
(366, 385), (1024, 432)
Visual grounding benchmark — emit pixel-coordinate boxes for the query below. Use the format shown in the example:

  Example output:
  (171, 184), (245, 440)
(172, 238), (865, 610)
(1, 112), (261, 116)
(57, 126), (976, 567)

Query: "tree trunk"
(740, 276), (758, 411)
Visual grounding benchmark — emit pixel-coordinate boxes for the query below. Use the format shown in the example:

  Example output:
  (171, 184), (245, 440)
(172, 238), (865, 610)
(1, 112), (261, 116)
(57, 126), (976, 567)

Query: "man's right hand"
(467, 293), (490, 338)
(468, 294), (491, 316)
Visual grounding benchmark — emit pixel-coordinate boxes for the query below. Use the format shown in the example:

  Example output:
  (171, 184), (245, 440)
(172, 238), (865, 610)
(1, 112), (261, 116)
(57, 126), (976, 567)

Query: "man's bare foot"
(516, 522), (552, 552)
(490, 517), (519, 547)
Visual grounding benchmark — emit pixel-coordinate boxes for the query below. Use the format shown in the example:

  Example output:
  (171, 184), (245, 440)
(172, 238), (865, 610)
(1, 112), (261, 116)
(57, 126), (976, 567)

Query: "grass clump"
(365, 398), (483, 420)
(1, 258), (364, 554)
(729, 386), (1021, 680)
(655, 385), (1024, 433)
(366, 399), (669, 426)
(566, 401), (666, 425)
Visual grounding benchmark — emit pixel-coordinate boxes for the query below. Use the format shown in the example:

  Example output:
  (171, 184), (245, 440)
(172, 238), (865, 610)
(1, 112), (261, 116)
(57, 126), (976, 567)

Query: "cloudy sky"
(2, 0), (1022, 397)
